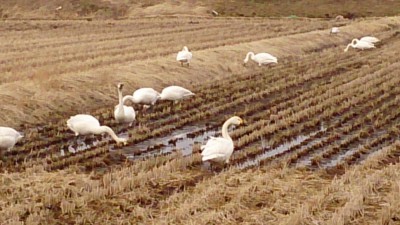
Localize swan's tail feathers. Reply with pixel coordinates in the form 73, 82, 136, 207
202, 154, 225, 162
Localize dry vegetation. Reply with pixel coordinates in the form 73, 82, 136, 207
1, 0, 400, 19
0, 14, 400, 224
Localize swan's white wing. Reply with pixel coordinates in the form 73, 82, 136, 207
0, 136, 18, 150
161, 86, 194, 100
255, 53, 277, 64
200, 136, 218, 151
67, 114, 100, 134
176, 51, 188, 61
201, 137, 234, 162
360, 36, 380, 43
0, 127, 22, 150
357, 41, 375, 49
115, 105, 136, 123
124, 106, 136, 122
133, 88, 160, 105
186, 52, 193, 60
0, 127, 20, 137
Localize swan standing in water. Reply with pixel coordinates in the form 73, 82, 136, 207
160, 86, 195, 107
344, 39, 375, 52
360, 36, 380, 44
330, 27, 340, 34
122, 88, 161, 112
0, 127, 23, 152
114, 83, 136, 126
201, 116, 244, 164
176, 46, 193, 67
243, 52, 278, 66
67, 114, 127, 144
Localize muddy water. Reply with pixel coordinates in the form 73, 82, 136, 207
121, 125, 220, 160
236, 127, 325, 169
322, 129, 389, 168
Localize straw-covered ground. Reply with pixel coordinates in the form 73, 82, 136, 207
1, 0, 400, 19
0, 15, 400, 224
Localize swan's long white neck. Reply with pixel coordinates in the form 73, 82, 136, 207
345, 40, 358, 52
344, 44, 352, 52
96, 126, 123, 143
116, 87, 124, 116
244, 52, 255, 63
122, 95, 138, 104
221, 119, 234, 141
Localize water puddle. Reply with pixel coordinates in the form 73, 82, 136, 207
123, 125, 219, 160
293, 135, 331, 167
62, 132, 130, 156
237, 126, 326, 169
323, 129, 389, 168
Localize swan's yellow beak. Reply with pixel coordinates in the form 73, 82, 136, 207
239, 118, 245, 125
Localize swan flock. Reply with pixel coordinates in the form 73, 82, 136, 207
2, 31, 382, 167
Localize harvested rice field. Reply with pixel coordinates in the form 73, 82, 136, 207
1, 15, 400, 224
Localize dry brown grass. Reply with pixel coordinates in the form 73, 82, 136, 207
2, 0, 400, 19
1, 16, 398, 128
1, 142, 398, 224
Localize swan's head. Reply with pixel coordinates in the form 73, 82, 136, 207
116, 137, 128, 145
229, 116, 244, 126
117, 83, 124, 90
183, 46, 189, 52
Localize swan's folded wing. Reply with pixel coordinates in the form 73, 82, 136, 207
67, 114, 100, 128
176, 51, 187, 61
201, 137, 233, 157
200, 136, 218, 151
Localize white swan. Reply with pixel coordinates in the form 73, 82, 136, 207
114, 83, 136, 126
360, 36, 380, 44
67, 114, 127, 144
330, 27, 340, 34
344, 39, 375, 52
0, 127, 23, 151
201, 116, 243, 164
176, 46, 193, 67
243, 52, 278, 66
160, 86, 195, 103
122, 88, 161, 111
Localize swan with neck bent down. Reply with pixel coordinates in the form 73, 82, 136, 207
159, 86, 195, 104
243, 52, 278, 66
176, 46, 193, 67
122, 87, 161, 111
67, 114, 127, 144
0, 127, 23, 151
114, 83, 136, 126
344, 39, 375, 52
201, 116, 244, 164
